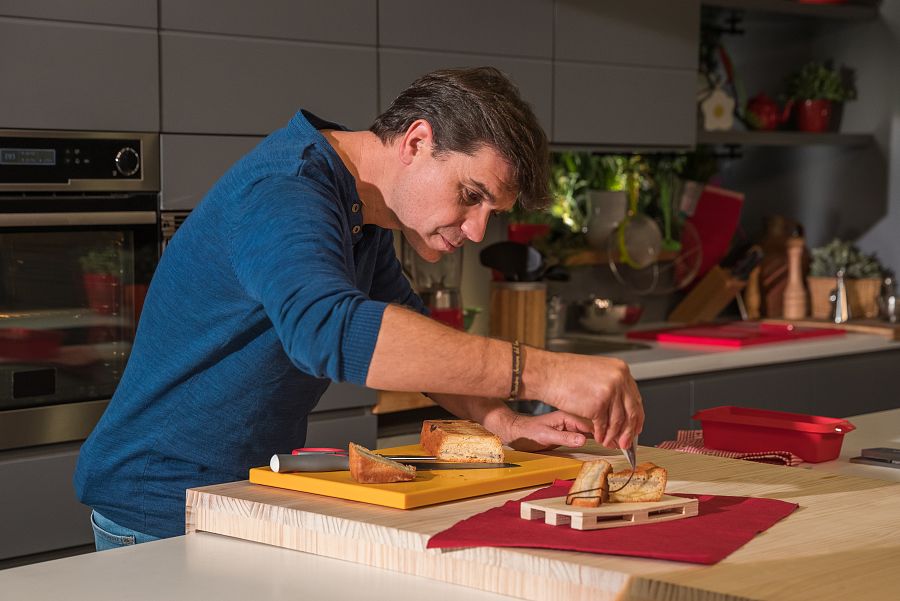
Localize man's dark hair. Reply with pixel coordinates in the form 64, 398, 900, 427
370, 67, 550, 211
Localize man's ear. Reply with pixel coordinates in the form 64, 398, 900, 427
398, 119, 433, 165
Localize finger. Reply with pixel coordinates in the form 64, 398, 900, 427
537, 425, 586, 448
604, 399, 626, 448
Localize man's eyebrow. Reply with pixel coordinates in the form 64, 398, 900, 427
466, 179, 498, 205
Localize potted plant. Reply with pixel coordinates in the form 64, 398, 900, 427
807, 239, 883, 319
79, 247, 123, 314
785, 61, 856, 132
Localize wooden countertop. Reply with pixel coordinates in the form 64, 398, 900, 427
186, 444, 900, 601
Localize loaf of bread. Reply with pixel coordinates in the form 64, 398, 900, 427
348, 442, 416, 484
607, 462, 667, 503
420, 420, 504, 463
565, 459, 613, 507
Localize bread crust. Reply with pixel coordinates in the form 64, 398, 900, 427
607, 461, 667, 503
420, 420, 504, 463
348, 442, 416, 484
566, 459, 613, 507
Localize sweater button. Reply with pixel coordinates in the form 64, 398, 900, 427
351, 203, 360, 213
352, 225, 361, 234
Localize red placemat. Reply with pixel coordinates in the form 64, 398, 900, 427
427, 480, 798, 564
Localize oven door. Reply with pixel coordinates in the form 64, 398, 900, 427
0, 194, 158, 449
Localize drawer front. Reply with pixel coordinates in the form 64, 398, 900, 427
0, 445, 92, 560
159, 0, 375, 45
555, 0, 699, 69
161, 134, 263, 211
0, 18, 159, 132
379, 49, 553, 138
161, 33, 377, 135
379, 0, 552, 58
553, 62, 695, 147
0, 0, 157, 27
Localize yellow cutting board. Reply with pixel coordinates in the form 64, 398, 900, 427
249, 444, 583, 509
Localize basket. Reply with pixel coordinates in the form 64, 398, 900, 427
693, 406, 855, 463
806, 276, 881, 319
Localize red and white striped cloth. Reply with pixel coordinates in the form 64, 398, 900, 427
656, 430, 803, 466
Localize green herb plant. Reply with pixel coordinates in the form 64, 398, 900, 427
786, 61, 857, 103
79, 247, 123, 276
809, 239, 883, 279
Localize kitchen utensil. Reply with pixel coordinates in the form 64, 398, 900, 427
578, 297, 643, 334
479, 241, 543, 281
608, 436, 638, 493
270, 454, 519, 473
610, 174, 662, 270
585, 190, 627, 250
520, 494, 697, 531
830, 268, 851, 323
250, 445, 584, 509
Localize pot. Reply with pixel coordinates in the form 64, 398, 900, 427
746, 93, 791, 131
579, 297, 643, 334
794, 99, 833, 133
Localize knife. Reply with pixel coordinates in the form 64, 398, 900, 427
269, 454, 520, 473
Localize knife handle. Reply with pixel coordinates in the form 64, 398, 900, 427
270, 453, 349, 473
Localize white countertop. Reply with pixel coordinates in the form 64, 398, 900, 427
601, 331, 897, 381
3, 410, 898, 600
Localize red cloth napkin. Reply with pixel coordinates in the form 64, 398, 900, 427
657, 430, 803, 466
427, 480, 797, 565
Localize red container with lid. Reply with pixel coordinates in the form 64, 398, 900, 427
693, 406, 855, 463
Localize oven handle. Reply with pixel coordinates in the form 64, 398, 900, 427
0, 211, 157, 227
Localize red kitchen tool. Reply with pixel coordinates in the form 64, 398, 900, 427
627, 321, 845, 347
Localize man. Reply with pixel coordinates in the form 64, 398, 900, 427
75, 67, 643, 549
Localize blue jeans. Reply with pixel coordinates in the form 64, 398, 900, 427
90, 510, 160, 551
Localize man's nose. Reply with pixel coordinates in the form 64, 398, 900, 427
461, 206, 491, 243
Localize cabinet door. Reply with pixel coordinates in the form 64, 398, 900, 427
159, 0, 375, 45
379, 49, 553, 139
161, 134, 263, 211
379, 0, 552, 58
636, 378, 692, 446
0, 18, 159, 132
555, 0, 699, 69
314, 382, 377, 413
161, 33, 377, 135
553, 62, 695, 147
0, 0, 157, 27
0, 445, 92, 560
305, 412, 377, 449
692, 363, 817, 419
811, 351, 900, 417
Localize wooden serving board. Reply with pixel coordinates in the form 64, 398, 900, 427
249, 444, 583, 509
762, 317, 900, 341
520, 494, 698, 530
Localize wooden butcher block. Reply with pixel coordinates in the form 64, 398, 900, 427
249, 444, 584, 509
187, 445, 900, 601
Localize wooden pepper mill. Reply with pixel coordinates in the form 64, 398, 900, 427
782, 235, 808, 320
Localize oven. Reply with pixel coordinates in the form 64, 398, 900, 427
0, 129, 160, 451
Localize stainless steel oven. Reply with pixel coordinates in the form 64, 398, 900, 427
0, 129, 160, 451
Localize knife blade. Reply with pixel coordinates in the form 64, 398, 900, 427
269, 454, 519, 473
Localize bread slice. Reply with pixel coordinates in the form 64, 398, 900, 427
566, 459, 613, 507
607, 462, 667, 503
348, 442, 416, 484
420, 420, 504, 463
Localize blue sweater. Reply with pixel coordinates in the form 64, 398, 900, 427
74, 110, 424, 538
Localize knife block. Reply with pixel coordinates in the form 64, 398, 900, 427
489, 281, 546, 348
668, 266, 746, 324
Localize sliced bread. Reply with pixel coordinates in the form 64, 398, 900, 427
420, 420, 504, 463
565, 459, 613, 507
607, 462, 667, 503
348, 442, 416, 484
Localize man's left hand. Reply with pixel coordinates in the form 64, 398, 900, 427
502, 410, 593, 452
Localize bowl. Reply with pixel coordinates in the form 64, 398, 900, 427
579, 298, 643, 333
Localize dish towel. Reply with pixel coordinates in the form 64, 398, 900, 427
427, 479, 798, 565
657, 430, 803, 466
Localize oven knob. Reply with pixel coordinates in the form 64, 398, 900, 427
114, 147, 140, 176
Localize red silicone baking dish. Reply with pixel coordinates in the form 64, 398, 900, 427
693, 406, 856, 463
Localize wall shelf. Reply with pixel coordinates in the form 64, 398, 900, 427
697, 130, 874, 147
703, 0, 879, 20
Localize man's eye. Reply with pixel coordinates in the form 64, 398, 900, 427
462, 189, 481, 206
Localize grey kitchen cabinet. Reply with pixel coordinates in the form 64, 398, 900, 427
692, 362, 818, 416
305, 411, 377, 449
636, 378, 693, 446
810, 351, 900, 418
379, 49, 553, 138
0, 444, 92, 560
0, 0, 157, 28
0, 18, 159, 132
160, 134, 263, 210
379, 0, 553, 59
555, 0, 699, 69
553, 62, 696, 147
159, 0, 375, 45
314, 382, 377, 414
160, 32, 377, 135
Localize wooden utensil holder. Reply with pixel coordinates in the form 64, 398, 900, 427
668, 266, 746, 324
489, 281, 547, 348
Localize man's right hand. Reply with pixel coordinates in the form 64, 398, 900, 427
520, 349, 644, 450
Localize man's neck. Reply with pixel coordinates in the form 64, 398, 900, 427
321, 129, 398, 229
